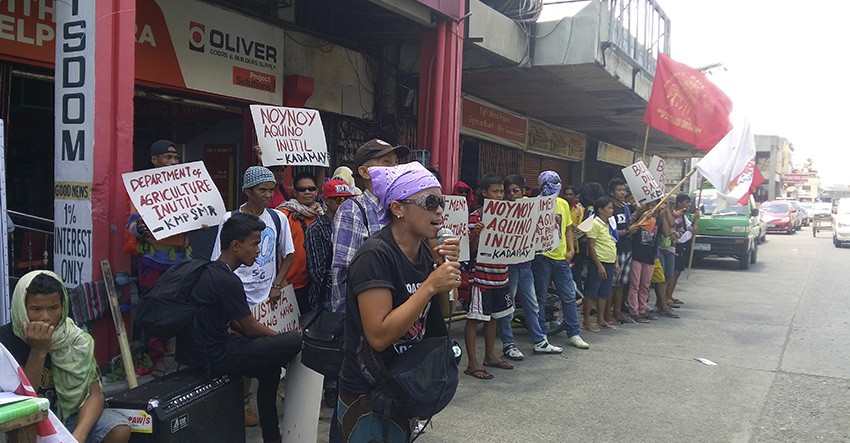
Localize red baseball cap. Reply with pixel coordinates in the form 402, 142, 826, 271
323, 180, 356, 198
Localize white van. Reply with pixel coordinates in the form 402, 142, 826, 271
834, 198, 850, 247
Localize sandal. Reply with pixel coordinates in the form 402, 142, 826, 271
660, 310, 680, 319
582, 322, 601, 333
604, 318, 621, 326
464, 368, 494, 379
599, 322, 617, 330
634, 315, 650, 324
672, 298, 684, 304
483, 359, 514, 370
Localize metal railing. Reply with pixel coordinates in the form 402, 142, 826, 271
7, 210, 54, 279
607, 0, 670, 74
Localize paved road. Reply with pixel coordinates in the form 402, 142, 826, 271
251, 227, 850, 442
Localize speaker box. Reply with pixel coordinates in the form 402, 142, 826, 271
108, 368, 244, 442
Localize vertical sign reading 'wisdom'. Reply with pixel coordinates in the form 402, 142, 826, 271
54, 0, 95, 287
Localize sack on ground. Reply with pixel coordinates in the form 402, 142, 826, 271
300, 307, 345, 376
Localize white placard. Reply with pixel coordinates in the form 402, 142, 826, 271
122, 161, 226, 240
280, 353, 323, 442
475, 195, 558, 264
649, 156, 666, 194
54, 1, 95, 287
250, 284, 300, 333
441, 196, 470, 262
0, 120, 8, 324
250, 105, 329, 167
622, 161, 663, 205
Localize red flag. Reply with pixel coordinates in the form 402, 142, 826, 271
738, 166, 765, 205
644, 53, 733, 150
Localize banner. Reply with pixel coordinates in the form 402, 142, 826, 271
644, 53, 733, 150
54, 1, 95, 288
251, 285, 301, 333
475, 195, 558, 264
122, 161, 226, 240
250, 105, 329, 167
622, 161, 663, 204
441, 196, 470, 262
648, 155, 666, 194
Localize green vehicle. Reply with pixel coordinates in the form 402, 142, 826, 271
688, 188, 760, 270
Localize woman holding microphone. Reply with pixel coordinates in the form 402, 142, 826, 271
336, 162, 461, 442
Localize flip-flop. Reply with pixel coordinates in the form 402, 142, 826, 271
582, 322, 601, 332
672, 298, 684, 304
660, 311, 680, 319
464, 368, 494, 379
599, 322, 618, 329
483, 360, 514, 370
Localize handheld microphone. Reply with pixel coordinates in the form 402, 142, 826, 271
436, 227, 458, 302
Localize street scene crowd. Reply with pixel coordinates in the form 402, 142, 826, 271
3, 137, 702, 443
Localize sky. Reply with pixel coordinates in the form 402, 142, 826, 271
540, 1, 850, 187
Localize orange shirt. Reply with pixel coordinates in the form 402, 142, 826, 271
282, 209, 314, 289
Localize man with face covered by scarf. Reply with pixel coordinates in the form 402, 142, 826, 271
531, 171, 590, 350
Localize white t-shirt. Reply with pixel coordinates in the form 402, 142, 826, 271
211, 208, 295, 306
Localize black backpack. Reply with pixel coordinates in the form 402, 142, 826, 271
136, 259, 211, 338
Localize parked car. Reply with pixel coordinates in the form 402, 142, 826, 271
834, 198, 850, 248
787, 200, 805, 229
760, 200, 796, 234
799, 202, 814, 225
689, 189, 760, 269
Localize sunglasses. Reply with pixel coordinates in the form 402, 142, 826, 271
400, 194, 445, 212
458, 189, 470, 195
295, 186, 317, 192
508, 187, 522, 194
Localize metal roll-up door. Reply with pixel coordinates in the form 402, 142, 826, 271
478, 142, 522, 180
522, 154, 544, 190
542, 157, 571, 185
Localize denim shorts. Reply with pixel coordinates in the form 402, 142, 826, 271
584, 262, 616, 299
65, 408, 129, 443
658, 252, 676, 278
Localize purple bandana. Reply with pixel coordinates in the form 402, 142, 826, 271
369, 162, 441, 224
538, 170, 562, 197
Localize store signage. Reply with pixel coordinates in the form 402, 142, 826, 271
54, 0, 95, 288
527, 120, 586, 161
121, 162, 226, 241
1, 0, 285, 105
461, 97, 527, 148
441, 196, 470, 262
622, 161, 663, 204
597, 142, 635, 166
250, 105, 329, 167
136, 0, 285, 104
476, 195, 558, 264
783, 173, 809, 185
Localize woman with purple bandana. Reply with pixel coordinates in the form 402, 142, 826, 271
336, 162, 462, 441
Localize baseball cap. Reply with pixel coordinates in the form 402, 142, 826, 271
353, 139, 409, 169
242, 166, 275, 190
150, 139, 177, 156
323, 179, 356, 198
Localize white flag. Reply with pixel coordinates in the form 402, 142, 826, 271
694, 117, 761, 213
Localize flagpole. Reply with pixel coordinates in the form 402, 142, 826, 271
642, 125, 650, 159
687, 175, 704, 280
635, 168, 697, 225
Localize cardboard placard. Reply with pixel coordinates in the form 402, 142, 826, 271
622, 161, 663, 204
475, 195, 558, 264
250, 105, 329, 167
649, 156, 666, 194
251, 284, 300, 333
441, 196, 471, 262
122, 161, 225, 240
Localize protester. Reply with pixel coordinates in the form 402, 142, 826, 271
268, 165, 290, 208
563, 185, 584, 259
532, 171, 589, 350
307, 180, 356, 314
627, 200, 672, 323
210, 166, 296, 427
330, 139, 409, 314
583, 196, 620, 331
332, 166, 362, 195
454, 180, 477, 211
176, 213, 302, 443
609, 178, 636, 324
501, 175, 563, 355
575, 182, 606, 294
0, 271, 131, 443
654, 197, 681, 318
337, 162, 461, 441
463, 173, 515, 379
278, 171, 323, 314
667, 193, 697, 307
125, 139, 191, 376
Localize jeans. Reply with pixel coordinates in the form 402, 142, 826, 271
500, 265, 546, 344
532, 256, 580, 338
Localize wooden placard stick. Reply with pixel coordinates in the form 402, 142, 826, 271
100, 260, 138, 389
